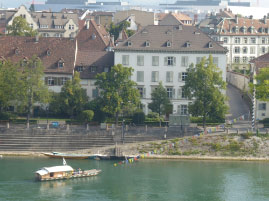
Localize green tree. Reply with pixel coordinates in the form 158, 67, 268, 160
148, 82, 172, 116
80, 110, 94, 123
0, 60, 22, 114
107, 21, 134, 40
250, 67, 269, 101
59, 72, 88, 119
7, 16, 37, 36
183, 55, 228, 128
19, 56, 50, 124
95, 64, 140, 125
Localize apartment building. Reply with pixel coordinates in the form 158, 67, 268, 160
114, 25, 227, 114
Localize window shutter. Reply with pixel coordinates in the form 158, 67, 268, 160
178, 88, 182, 99
166, 72, 169, 82
178, 72, 182, 82
172, 88, 175, 98
173, 57, 176, 65
156, 72, 159, 82
151, 72, 154, 82
177, 105, 181, 114
45, 77, 48, 85
164, 57, 168, 66
143, 88, 146, 98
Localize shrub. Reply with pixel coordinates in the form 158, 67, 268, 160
132, 111, 145, 124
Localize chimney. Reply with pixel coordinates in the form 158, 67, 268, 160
249, 15, 253, 19
35, 35, 39, 42
86, 20, 90, 29
264, 15, 267, 24
235, 15, 238, 24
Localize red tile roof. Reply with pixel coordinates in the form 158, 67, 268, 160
0, 36, 76, 75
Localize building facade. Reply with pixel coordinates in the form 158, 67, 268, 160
114, 25, 227, 114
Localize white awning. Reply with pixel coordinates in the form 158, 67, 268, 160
36, 165, 73, 175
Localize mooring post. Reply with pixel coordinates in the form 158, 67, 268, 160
6, 122, 9, 129
86, 123, 89, 131
27, 122, 30, 129
145, 125, 148, 133
66, 124, 69, 131
46, 123, 49, 130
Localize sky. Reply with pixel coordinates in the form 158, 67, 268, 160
0, 0, 269, 9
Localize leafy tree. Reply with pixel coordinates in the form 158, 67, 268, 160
84, 98, 108, 123
250, 67, 269, 101
59, 72, 88, 119
95, 64, 140, 125
7, 16, 37, 36
0, 60, 22, 114
19, 56, 50, 124
132, 111, 145, 125
148, 82, 172, 117
80, 110, 94, 123
183, 55, 228, 128
107, 21, 134, 40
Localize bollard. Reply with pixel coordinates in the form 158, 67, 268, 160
6, 122, 9, 129
164, 133, 167, 139
86, 123, 89, 131
106, 124, 109, 131
145, 125, 148, 133
165, 126, 168, 133
46, 123, 49, 130
27, 122, 30, 129
66, 124, 69, 131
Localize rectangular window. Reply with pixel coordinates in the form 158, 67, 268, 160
90, 66, 97, 72
259, 103, 266, 110
137, 55, 144, 66
182, 72, 188, 81
234, 47, 240, 53
261, 47, 266, 54
250, 47, 256, 54
48, 77, 54, 86
137, 87, 144, 98
251, 37, 256, 44
181, 56, 189, 67
196, 57, 203, 64
234, 57, 240, 63
167, 87, 173, 99
262, 37, 266, 44
250, 56, 255, 61
122, 55, 129, 65
152, 56, 159, 66
243, 37, 248, 44
166, 71, 173, 82
178, 87, 186, 99
242, 57, 248, 63
213, 57, 218, 66
242, 47, 248, 54
234, 37, 240, 44
165, 56, 176, 66
151, 71, 159, 82
223, 37, 228, 43
180, 105, 188, 115
137, 71, 144, 82
61, 77, 68, 85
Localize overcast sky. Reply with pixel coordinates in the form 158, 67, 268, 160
0, 0, 268, 9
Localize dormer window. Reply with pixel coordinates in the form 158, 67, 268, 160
145, 41, 150, 47
46, 49, 51, 56
185, 41, 191, 48
127, 41, 132, 47
250, 26, 255, 34
15, 48, 20, 55
167, 41, 172, 47
77, 66, 83, 72
90, 66, 97, 73
91, 33, 96, 40
58, 59, 64, 68
208, 42, 213, 48
142, 29, 148, 34
242, 26, 247, 34
69, 24, 74, 30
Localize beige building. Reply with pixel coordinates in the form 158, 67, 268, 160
2, 5, 79, 38
114, 9, 154, 27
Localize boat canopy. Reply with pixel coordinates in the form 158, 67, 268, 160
36, 165, 73, 175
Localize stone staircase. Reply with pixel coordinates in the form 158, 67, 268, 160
0, 132, 115, 152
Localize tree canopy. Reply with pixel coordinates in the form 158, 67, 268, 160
250, 67, 269, 101
95, 64, 140, 124
7, 16, 37, 36
148, 82, 172, 116
107, 21, 135, 40
59, 71, 88, 119
183, 55, 228, 128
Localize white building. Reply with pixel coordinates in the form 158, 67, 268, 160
200, 12, 269, 70
114, 25, 227, 114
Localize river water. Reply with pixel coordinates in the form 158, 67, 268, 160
1, 157, 269, 201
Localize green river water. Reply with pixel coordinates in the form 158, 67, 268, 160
0, 157, 269, 201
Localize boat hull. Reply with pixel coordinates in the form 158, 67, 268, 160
43, 152, 89, 159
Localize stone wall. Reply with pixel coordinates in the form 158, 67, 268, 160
226, 71, 249, 92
